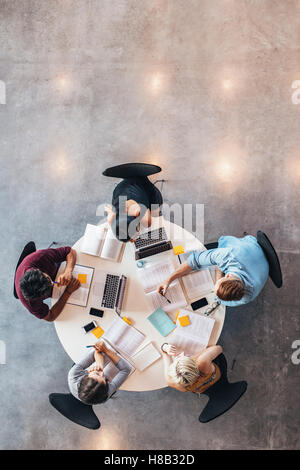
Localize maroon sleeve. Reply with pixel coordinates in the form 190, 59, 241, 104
20, 297, 50, 320
43, 246, 72, 263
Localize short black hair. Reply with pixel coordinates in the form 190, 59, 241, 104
20, 269, 52, 300
78, 375, 109, 404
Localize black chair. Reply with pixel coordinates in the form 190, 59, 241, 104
102, 162, 162, 178
49, 393, 101, 430
199, 353, 247, 423
204, 242, 218, 250
257, 230, 282, 288
13, 241, 36, 299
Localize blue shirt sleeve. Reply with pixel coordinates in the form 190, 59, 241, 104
187, 249, 218, 270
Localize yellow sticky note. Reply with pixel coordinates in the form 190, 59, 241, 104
179, 315, 190, 327
77, 273, 87, 284
173, 245, 184, 256
92, 326, 104, 339
122, 317, 132, 325
176, 310, 181, 320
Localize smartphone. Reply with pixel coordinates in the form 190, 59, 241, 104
191, 297, 208, 311
89, 307, 104, 318
82, 321, 97, 333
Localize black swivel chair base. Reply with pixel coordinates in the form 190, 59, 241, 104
49, 393, 101, 430
102, 162, 162, 178
199, 354, 247, 423
257, 230, 283, 288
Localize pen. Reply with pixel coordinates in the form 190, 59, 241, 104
160, 292, 171, 304
86, 345, 95, 348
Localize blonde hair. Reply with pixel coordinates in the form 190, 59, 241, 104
168, 356, 199, 387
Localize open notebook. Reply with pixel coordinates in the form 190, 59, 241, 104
102, 316, 146, 358
169, 309, 215, 356
137, 259, 187, 313
80, 223, 123, 262
53, 264, 94, 307
131, 342, 161, 372
179, 251, 214, 300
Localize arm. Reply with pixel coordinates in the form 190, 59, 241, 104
161, 344, 187, 392
192, 345, 223, 375
95, 342, 132, 397
157, 261, 193, 295
43, 277, 80, 322
56, 248, 77, 286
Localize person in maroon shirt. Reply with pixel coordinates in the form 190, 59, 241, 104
15, 246, 80, 322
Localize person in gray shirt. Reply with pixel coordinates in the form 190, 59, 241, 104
68, 340, 132, 405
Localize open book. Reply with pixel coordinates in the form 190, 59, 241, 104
168, 309, 215, 356
179, 251, 214, 299
102, 316, 146, 358
80, 223, 123, 262
137, 259, 187, 313
53, 264, 94, 307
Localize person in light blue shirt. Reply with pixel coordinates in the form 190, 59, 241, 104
157, 235, 269, 307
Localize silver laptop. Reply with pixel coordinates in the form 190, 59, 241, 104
91, 270, 127, 315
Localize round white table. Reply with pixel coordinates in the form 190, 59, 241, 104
53, 217, 225, 392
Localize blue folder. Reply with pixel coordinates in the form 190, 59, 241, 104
147, 308, 176, 337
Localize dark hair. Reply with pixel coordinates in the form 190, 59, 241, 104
112, 213, 137, 242
20, 269, 52, 300
78, 375, 109, 405
216, 279, 245, 301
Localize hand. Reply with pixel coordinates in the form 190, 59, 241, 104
162, 344, 177, 356
57, 269, 73, 286
157, 278, 171, 296
66, 277, 80, 294
94, 341, 107, 353
89, 364, 103, 373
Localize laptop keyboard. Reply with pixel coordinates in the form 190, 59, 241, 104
101, 274, 120, 309
134, 227, 167, 250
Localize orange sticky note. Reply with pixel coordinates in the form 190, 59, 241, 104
77, 273, 87, 284
179, 315, 190, 327
173, 245, 184, 256
122, 317, 132, 325
92, 326, 104, 339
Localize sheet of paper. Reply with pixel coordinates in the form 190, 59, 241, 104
145, 281, 187, 313
138, 258, 176, 293
182, 268, 214, 300
103, 317, 145, 357
169, 310, 215, 356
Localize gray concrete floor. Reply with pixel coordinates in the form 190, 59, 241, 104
0, 0, 300, 449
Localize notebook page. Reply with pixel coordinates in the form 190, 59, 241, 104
80, 224, 106, 256
182, 268, 214, 300
103, 317, 145, 357
53, 265, 94, 307
137, 259, 176, 293
131, 342, 161, 371
145, 280, 187, 313
100, 228, 123, 261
